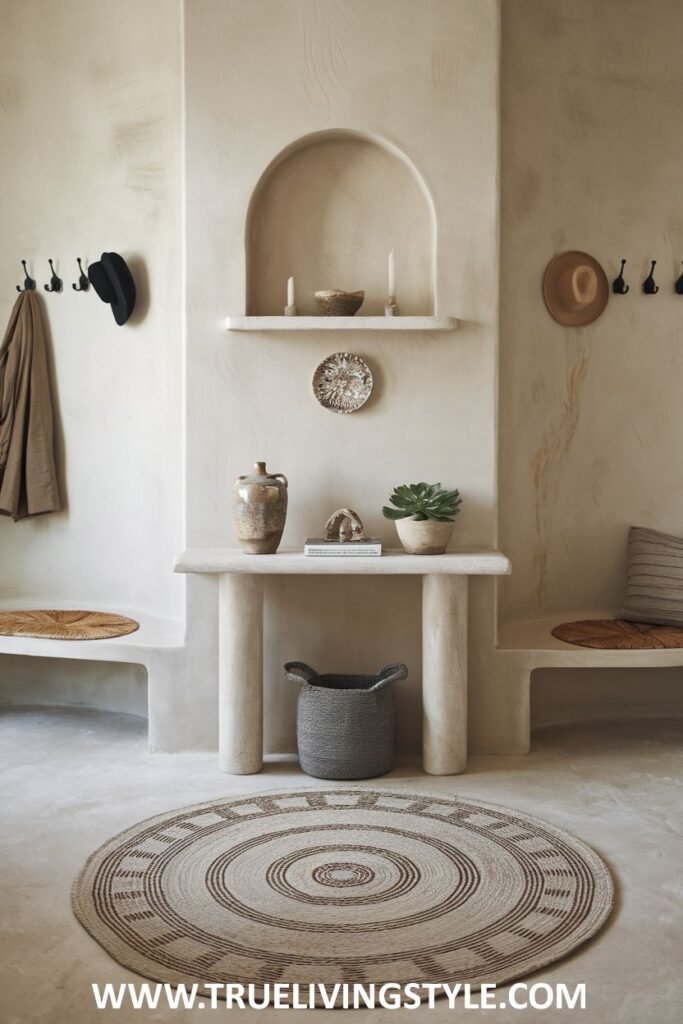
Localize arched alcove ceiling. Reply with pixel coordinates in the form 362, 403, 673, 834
246, 129, 437, 316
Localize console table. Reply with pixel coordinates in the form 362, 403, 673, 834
174, 549, 510, 775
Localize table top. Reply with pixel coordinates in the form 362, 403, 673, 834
174, 548, 510, 576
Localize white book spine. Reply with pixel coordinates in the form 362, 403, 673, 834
304, 547, 382, 557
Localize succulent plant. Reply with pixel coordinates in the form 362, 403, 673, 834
382, 482, 462, 522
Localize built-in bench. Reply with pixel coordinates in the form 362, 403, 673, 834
6, 596, 673, 763
0, 601, 185, 749
494, 608, 683, 751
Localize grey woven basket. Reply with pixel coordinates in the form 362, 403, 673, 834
284, 661, 408, 780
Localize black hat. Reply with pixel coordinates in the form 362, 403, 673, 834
88, 252, 136, 326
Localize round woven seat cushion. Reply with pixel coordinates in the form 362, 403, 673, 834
0, 609, 139, 641
551, 618, 683, 650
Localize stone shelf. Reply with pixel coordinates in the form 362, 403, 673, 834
175, 548, 509, 575
175, 547, 510, 778
225, 316, 458, 332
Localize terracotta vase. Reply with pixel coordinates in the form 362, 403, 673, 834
233, 462, 288, 554
395, 517, 454, 555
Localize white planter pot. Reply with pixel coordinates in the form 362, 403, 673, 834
395, 517, 454, 555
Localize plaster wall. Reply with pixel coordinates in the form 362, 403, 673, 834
0, 0, 184, 629
499, 0, 683, 624
184, 0, 500, 752
0, 656, 147, 717
6, 0, 681, 750
531, 667, 683, 729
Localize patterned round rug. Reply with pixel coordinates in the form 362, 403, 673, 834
72, 789, 613, 999
0, 609, 139, 641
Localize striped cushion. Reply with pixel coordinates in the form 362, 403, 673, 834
620, 526, 683, 626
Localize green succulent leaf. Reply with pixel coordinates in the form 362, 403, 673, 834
381, 506, 413, 520
382, 482, 462, 521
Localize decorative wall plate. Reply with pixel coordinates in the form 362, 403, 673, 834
312, 352, 373, 414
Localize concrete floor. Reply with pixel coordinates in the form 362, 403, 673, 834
1, 706, 681, 1024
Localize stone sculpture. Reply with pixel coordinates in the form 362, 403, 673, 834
324, 508, 366, 543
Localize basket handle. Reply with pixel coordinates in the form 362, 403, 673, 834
284, 661, 318, 685
369, 662, 408, 691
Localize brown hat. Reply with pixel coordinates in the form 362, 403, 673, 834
543, 251, 609, 326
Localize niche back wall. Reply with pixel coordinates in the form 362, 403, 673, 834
184, 0, 499, 753
247, 132, 434, 316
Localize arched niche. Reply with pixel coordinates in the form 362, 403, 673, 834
246, 130, 437, 316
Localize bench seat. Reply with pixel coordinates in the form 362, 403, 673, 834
0, 600, 186, 751
485, 609, 683, 755
497, 608, 683, 667
0, 603, 184, 664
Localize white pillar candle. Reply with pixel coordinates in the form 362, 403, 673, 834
287, 276, 295, 307
388, 250, 395, 297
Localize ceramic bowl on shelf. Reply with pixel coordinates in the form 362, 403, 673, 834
314, 289, 365, 316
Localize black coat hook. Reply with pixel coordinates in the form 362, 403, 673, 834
72, 257, 90, 292
643, 260, 659, 295
16, 259, 36, 292
44, 259, 62, 293
612, 259, 630, 295
675, 262, 683, 295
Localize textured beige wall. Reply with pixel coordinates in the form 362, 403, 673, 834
0, 0, 183, 621
0, 656, 147, 717
7, 0, 681, 748
5, 0, 678, 746
184, 0, 500, 752
500, 0, 683, 624
531, 667, 683, 728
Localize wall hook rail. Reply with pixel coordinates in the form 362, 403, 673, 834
72, 257, 89, 292
44, 259, 62, 293
675, 262, 683, 295
643, 260, 659, 295
612, 259, 629, 295
16, 259, 36, 292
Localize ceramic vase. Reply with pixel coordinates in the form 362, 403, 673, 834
233, 462, 288, 554
395, 517, 454, 555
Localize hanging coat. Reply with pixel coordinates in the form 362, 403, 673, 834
0, 291, 61, 520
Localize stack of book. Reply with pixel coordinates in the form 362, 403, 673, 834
304, 538, 383, 557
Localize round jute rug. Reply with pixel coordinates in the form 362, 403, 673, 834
72, 789, 613, 1000
0, 609, 139, 641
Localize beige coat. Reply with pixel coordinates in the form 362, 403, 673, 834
0, 291, 61, 520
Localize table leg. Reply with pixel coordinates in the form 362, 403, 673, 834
422, 574, 468, 775
218, 573, 263, 773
